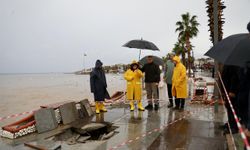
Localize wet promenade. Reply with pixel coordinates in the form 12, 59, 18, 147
0, 102, 227, 150
95, 102, 227, 150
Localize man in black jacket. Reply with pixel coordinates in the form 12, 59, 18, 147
221, 65, 241, 133
238, 62, 250, 132
141, 56, 161, 110
90, 60, 110, 114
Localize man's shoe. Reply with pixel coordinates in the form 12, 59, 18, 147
154, 104, 159, 110
167, 104, 173, 108
145, 104, 153, 110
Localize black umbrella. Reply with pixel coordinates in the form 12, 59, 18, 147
205, 33, 250, 67
139, 55, 164, 67
123, 39, 159, 60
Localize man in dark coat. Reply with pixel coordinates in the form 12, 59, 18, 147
221, 65, 241, 133
90, 60, 110, 114
238, 62, 250, 130
141, 56, 161, 110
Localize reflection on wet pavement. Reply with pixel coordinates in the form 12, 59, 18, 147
100, 102, 226, 150
0, 102, 227, 150
148, 119, 225, 150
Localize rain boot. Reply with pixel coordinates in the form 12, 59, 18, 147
130, 100, 135, 111
95, 102, 100, 114
137, 100, 145, 111
99, 102, 107, 112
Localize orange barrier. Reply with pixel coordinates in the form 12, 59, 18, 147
2, 113, 35, 133
218, 72, 250, 150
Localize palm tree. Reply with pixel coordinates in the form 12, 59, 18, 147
206, 0, 226, 43
175, 12, 199, 76
172, 39, 186, 66
162, 56, 167, 64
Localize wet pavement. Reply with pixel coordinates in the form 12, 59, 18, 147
0, 101, 227, 150
102, 102, 227, 150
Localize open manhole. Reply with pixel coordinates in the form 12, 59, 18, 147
53, 122, 119, 145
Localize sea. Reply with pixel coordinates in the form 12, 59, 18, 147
0, 73, 125, 125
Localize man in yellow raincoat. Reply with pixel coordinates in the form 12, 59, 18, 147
124, 61, 144, 111
172, 56, 187, 110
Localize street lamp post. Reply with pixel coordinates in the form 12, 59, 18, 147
83, 53, 87, 73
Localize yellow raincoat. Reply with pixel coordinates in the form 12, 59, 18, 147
172, 56, 188, 98
124, 61, 143, 100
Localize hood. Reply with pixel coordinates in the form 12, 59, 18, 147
130, 60, 139, 70
131, 60, 139, 65
172, 56, 181, 64
95, 60, 103, 68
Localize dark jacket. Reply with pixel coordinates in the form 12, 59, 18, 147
221, 65, 241, 95
141, 62, 160, 83
237, 65, 250, 127
90, 60, 110, 101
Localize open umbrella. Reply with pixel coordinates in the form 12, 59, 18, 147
123, 39, 159, 60
205, 33, 250, 67
139, 55, 164, 67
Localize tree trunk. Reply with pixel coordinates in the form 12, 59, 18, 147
181, 52, 186, 67
185, 36, 191, 77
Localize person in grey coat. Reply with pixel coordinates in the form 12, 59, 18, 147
90, 60, 110, 114
164, 53, 175, 108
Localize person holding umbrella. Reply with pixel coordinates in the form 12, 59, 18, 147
239, 61, 250, 137
90, 60, 110, 114
221, 65, 241, 134
124, 60, 144, 111
172, 56, 187, 110
141, 56, 161, 110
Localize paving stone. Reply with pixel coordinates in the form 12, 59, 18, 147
59, 102, 78, 124
80, 99, 94, 117
34, 108, 58, 133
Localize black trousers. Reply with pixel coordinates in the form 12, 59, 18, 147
167, 84, 173, 105
175, 98, 185, 108
225, 97, 238, 130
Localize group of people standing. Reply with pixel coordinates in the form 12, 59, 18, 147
90, 54, 188, 114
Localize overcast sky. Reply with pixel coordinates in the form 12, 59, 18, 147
0, 0, 249, 73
